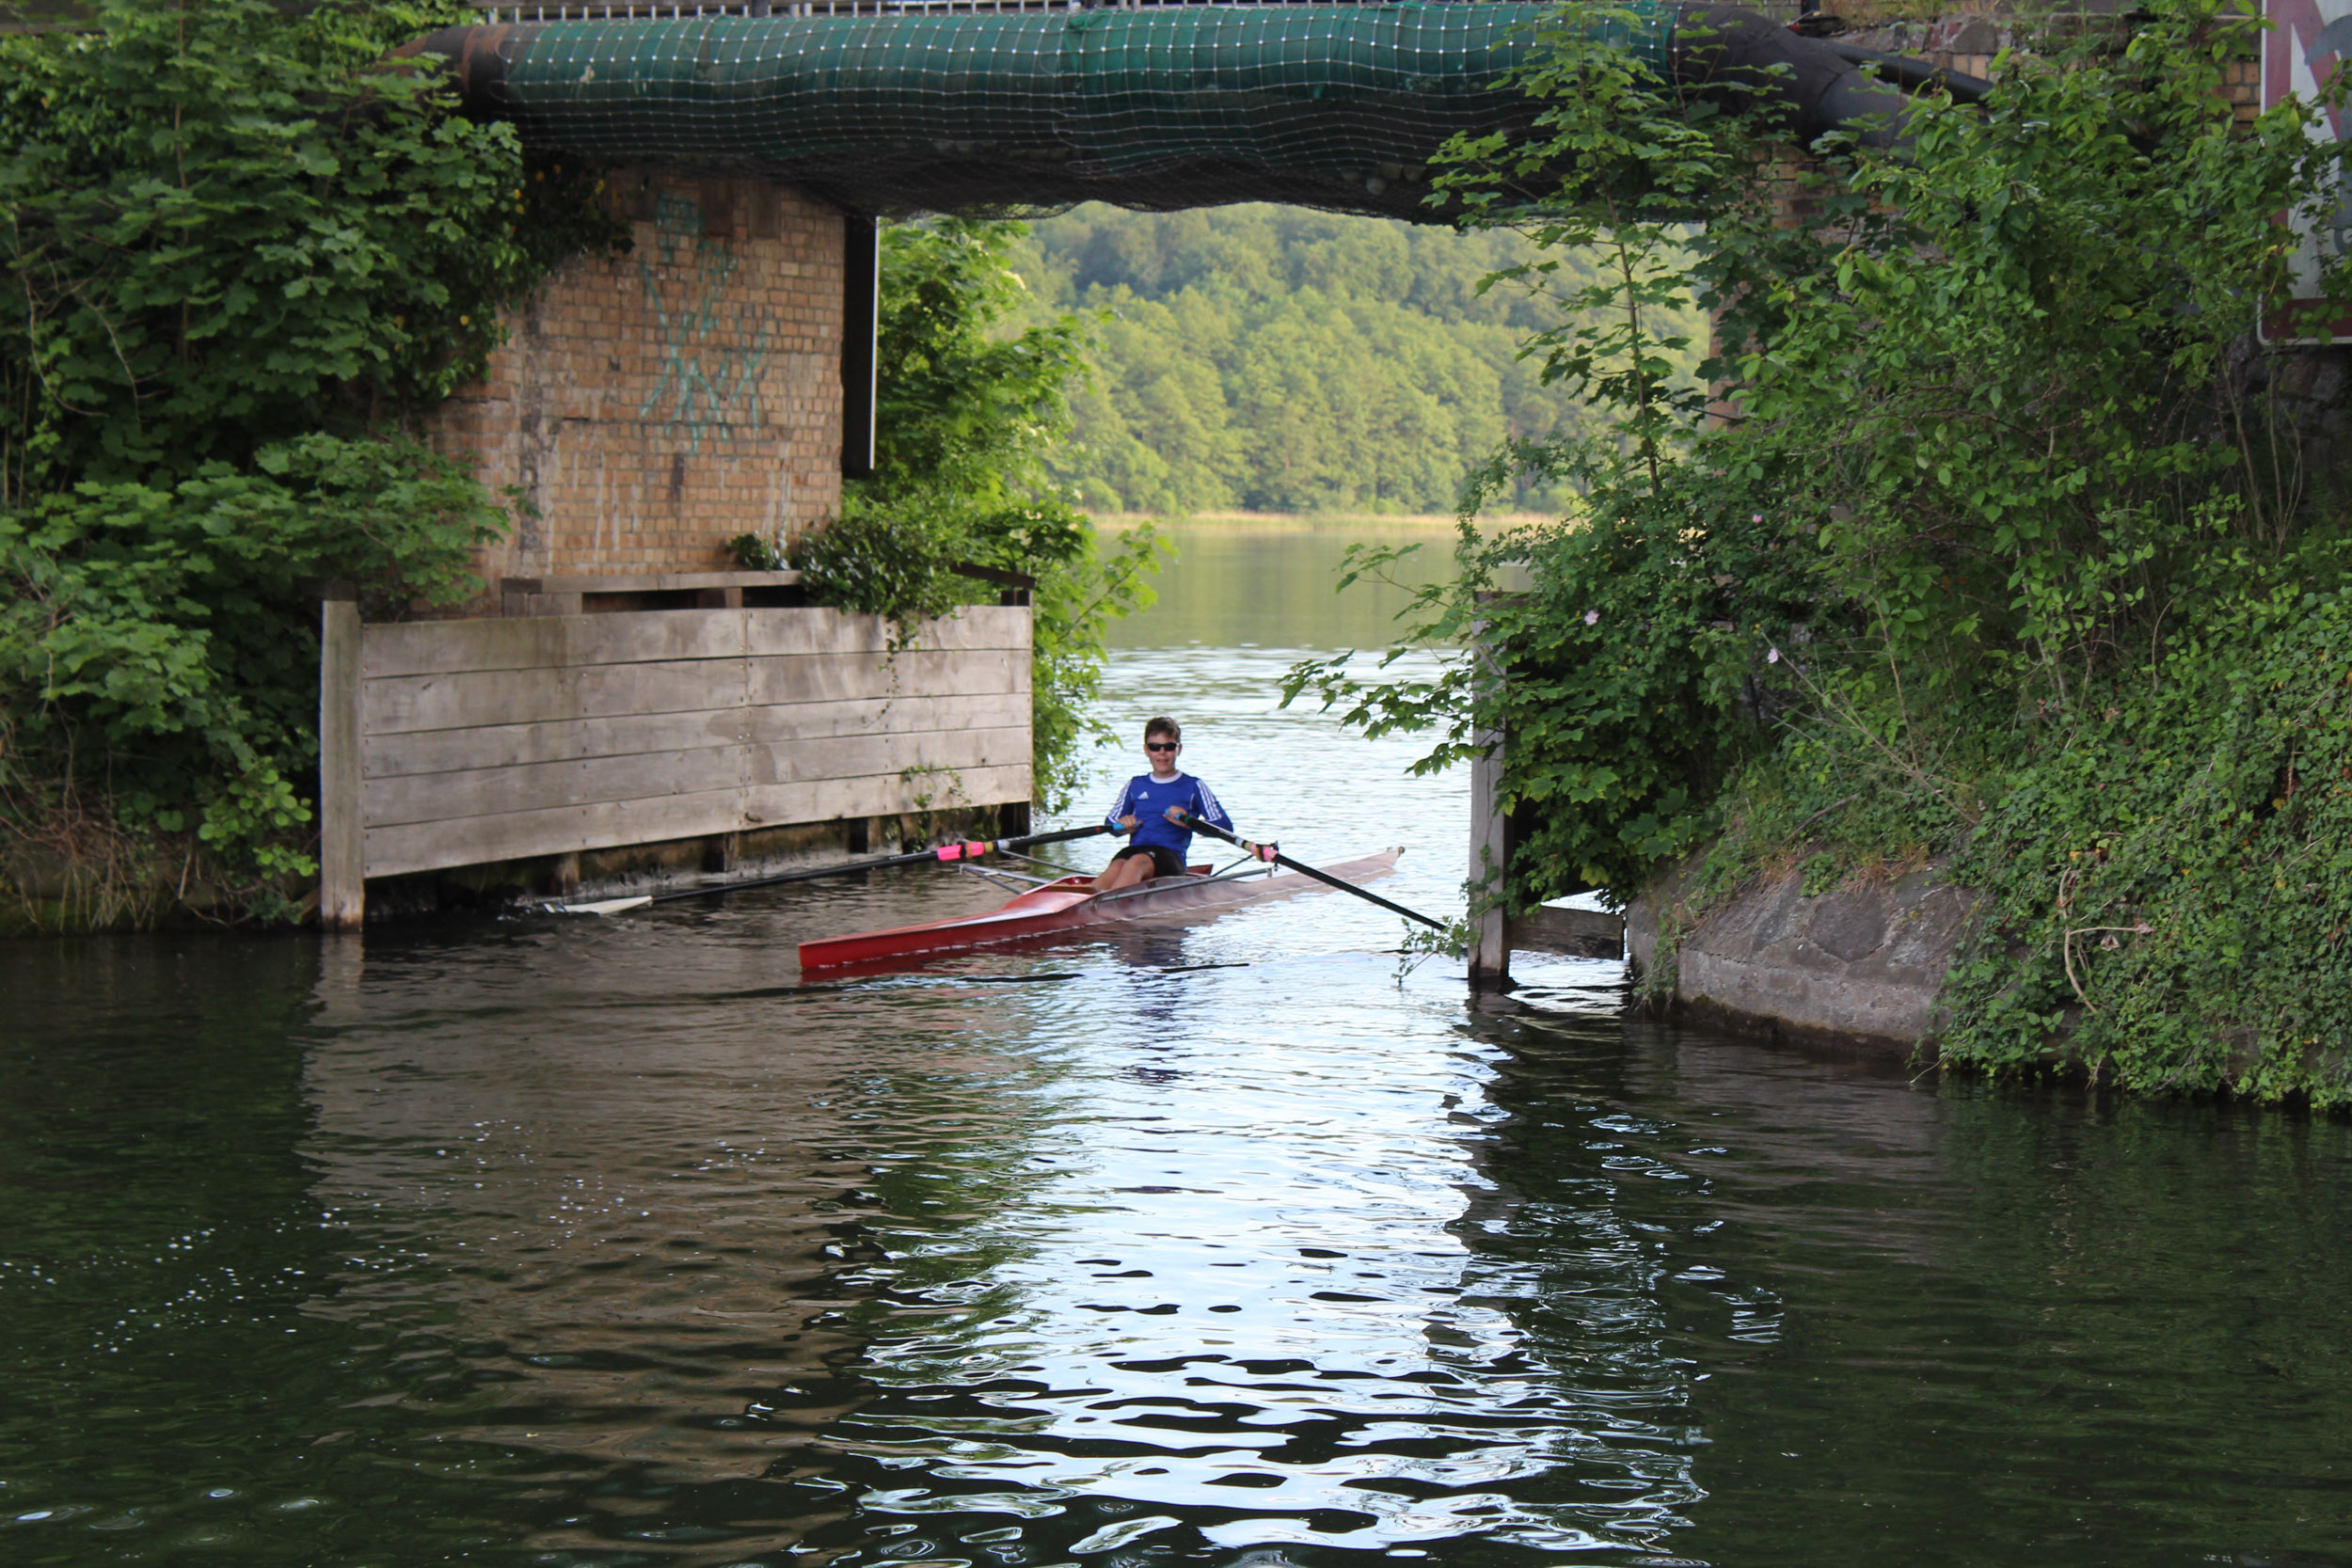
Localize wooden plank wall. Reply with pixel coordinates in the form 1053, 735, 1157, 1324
355, 606, 1030, 880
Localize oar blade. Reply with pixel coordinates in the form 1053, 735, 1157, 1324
548, 895, 654, 916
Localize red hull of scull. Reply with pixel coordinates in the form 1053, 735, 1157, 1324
797, 848, 1405, 970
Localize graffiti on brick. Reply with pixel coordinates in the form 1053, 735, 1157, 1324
639, 194, 771, 450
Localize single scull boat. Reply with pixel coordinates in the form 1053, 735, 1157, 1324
797, 847, 1406, 970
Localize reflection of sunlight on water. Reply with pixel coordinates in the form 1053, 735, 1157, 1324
817, 953, 1693, 1560
262, 626, 1677, 1565
771, 642, 1679, 1562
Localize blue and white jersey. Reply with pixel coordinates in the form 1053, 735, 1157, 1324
1104, 773, 1232, 861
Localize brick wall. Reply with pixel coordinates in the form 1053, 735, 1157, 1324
429, 170, 846, 588
1845, 5, 2260, 122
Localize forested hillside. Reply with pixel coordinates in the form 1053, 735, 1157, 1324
1015, 205, 1645, 516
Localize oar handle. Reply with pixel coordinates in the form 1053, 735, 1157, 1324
1002, 822, 1120, 851
1173, 812, 1448, 931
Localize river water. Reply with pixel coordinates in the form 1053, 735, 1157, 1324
6, 523, 2351, 1567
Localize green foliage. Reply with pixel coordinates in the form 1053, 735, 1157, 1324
1290, 456, 1820, 904
1018, 204, 1682, 515
0, 0, 612, 487
1932, 578, 2352, 1103
790, 217, 1161, 811
725, 531, 782, 571
0, 0, 622, 909
1296, 0, 2352, 1101
1726, 6, 2334, 715
1, 436, 501, 881
1286, 0, 1788, 911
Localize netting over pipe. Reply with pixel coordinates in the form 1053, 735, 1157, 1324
405, 2, 1962, 221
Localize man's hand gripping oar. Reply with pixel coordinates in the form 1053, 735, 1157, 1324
1170, 811, 1448, 931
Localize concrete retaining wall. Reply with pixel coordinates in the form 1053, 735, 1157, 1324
1627, 863, 1982, 1053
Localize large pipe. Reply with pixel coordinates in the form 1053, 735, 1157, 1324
396, 2, 1986, 222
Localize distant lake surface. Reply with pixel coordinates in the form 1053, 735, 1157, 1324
1101, 516, 1480, 651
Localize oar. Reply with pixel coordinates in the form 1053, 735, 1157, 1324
548, 822, 1117, 914
1171, 811, 1449, 931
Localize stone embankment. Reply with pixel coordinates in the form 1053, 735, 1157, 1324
1626, 863, 1982, 1053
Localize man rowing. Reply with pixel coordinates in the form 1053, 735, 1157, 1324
1090, 716, 1274, 893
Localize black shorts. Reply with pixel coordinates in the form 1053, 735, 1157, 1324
1109, 843, 1186, 880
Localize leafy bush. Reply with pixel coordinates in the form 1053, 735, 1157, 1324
791, 217, 1161, 812
2, 437, 502, 882
1298, 0, 2352, 1100
0, 0, 620, 912
1937, 578, 2352, 1101
1287, 0, 1793, 907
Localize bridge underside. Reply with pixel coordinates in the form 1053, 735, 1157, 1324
407, 2, 1982, 223
358, 2, 1987, 920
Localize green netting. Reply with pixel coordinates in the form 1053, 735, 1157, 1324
483, 2, 1677, 220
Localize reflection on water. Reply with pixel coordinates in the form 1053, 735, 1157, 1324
1104, 520, 1468, 652
7, 617, 2352, 1566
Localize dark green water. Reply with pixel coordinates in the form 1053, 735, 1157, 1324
5, 531, 2349, 1565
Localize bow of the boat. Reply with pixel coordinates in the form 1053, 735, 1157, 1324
797, 877, 1098, 969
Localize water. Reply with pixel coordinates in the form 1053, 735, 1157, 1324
6, 520, 2352, 1567
1100, 519, 1465, 652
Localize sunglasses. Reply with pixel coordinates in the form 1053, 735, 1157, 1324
1145, 741, 1179, 752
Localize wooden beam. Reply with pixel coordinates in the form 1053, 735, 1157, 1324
360, 726, 1031, 830
1466, 599, 1518, 991
361, 763, 1035, 879
318, 594, 365, 931
1467, 726, 1508, 989
362, 603, 1027, 680
359, 690, 1034, 779
500, 569, 800, 596
361, 648, 1026, 736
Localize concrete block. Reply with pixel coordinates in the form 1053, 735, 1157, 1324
1629, 861, 1984, 1053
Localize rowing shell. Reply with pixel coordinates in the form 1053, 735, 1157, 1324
797, 847, 1406, 970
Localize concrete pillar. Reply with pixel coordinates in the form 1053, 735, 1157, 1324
842, 209, 879, 481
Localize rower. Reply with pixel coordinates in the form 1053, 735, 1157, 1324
1090, 716, 1275, 894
